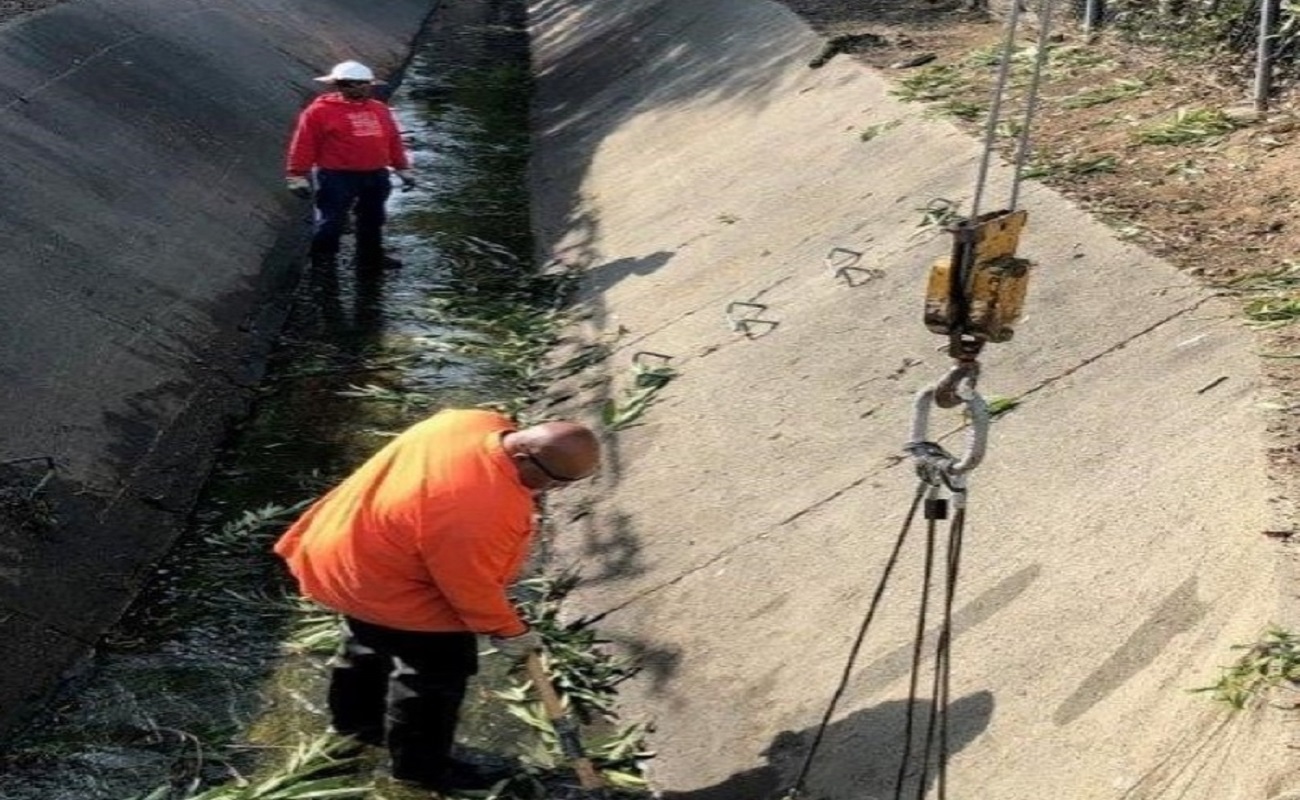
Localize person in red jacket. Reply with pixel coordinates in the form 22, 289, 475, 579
285, 60, 414, 270
275, 409, 600, 792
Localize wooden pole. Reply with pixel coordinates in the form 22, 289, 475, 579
526, 651, 606, 793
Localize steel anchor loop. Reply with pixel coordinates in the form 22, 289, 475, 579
824, 247, 863, 272
725, 301, 779, 338
632, 351, 673, 368
907, 374, 989, 481
824, 246, 883, 287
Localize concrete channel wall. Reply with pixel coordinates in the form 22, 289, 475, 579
0, 0, 433, 738
529, 1, 1298, 798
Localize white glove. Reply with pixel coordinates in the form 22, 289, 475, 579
394, 170, 416, 191
489, 629, 542, 659
285, 176, 311, 198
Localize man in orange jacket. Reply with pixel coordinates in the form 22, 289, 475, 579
275, 408, 599, 793
285, 60, 414, 270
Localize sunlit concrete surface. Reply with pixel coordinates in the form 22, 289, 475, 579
528, 1, 1298, 797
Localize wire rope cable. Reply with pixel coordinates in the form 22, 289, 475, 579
970, 0, 1060, 219
785, 481, 928, 798
970, 0, 1024, 222
790, 4, 1060, 795
917, 500, 967, 800
1009, 0, 1060, 210
785, 478, 971, 800
894, 491, 942, 799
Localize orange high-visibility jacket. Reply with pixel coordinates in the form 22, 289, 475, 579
274, 409, 534, 636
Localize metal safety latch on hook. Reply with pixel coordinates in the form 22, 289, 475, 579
905, 364, 989, 488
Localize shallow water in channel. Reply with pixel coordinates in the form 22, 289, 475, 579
0, 3, 548, 798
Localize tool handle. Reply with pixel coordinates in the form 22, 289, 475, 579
526, 651, 605, 791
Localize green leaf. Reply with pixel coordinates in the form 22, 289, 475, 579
601, 769, 648, 789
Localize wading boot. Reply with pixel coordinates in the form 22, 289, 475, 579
310, 250, 338, 269
356, 250, 403, 271
395, 757, 510, 795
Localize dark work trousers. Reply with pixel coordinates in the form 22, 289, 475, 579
328, 617, 478, 785
311, 169, 392, 260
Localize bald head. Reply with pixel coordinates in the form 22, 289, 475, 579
503, 420, 600, 490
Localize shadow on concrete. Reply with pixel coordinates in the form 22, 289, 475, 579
528, 0, 999, 578
0, 0, 435, 738
619, 636, 685, 696
530, 0, 809, 274
529, 0, 1000, 272
585, 250, 676, 296
1053, 575, 1207, 726
844, 564, 1041, 700
663, 692, 995, 800
576, 509, 649, 586
777, 0, 980, 33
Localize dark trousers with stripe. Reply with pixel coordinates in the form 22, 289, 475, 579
311, 169, 392, 260
328, 617, 478, 785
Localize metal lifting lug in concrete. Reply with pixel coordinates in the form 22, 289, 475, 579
632, 351, 673, 368
907, 375, 989, 479
725, 301, 779, 338
824, 246, 882, 287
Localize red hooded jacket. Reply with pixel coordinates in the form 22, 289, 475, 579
286, 93, 410, 176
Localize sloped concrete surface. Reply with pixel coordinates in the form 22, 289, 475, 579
0, 0, 433, 738
529, 0, 1296, 797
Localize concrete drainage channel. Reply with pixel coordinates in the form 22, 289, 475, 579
0, 2, 645, 799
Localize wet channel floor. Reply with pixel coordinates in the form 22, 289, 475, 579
0, 2, 547, 798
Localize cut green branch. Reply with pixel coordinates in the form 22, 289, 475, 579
1194, 627, 1300, 710
602, 361, 678, 432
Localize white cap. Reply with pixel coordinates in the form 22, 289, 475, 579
315, 60, 379, 83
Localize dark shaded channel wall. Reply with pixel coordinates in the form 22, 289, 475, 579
0, 0, 434, 737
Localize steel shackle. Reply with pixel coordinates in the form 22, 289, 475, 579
907, 373, 989, 478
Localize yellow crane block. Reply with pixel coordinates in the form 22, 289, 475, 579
923, 209, 1031, 343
